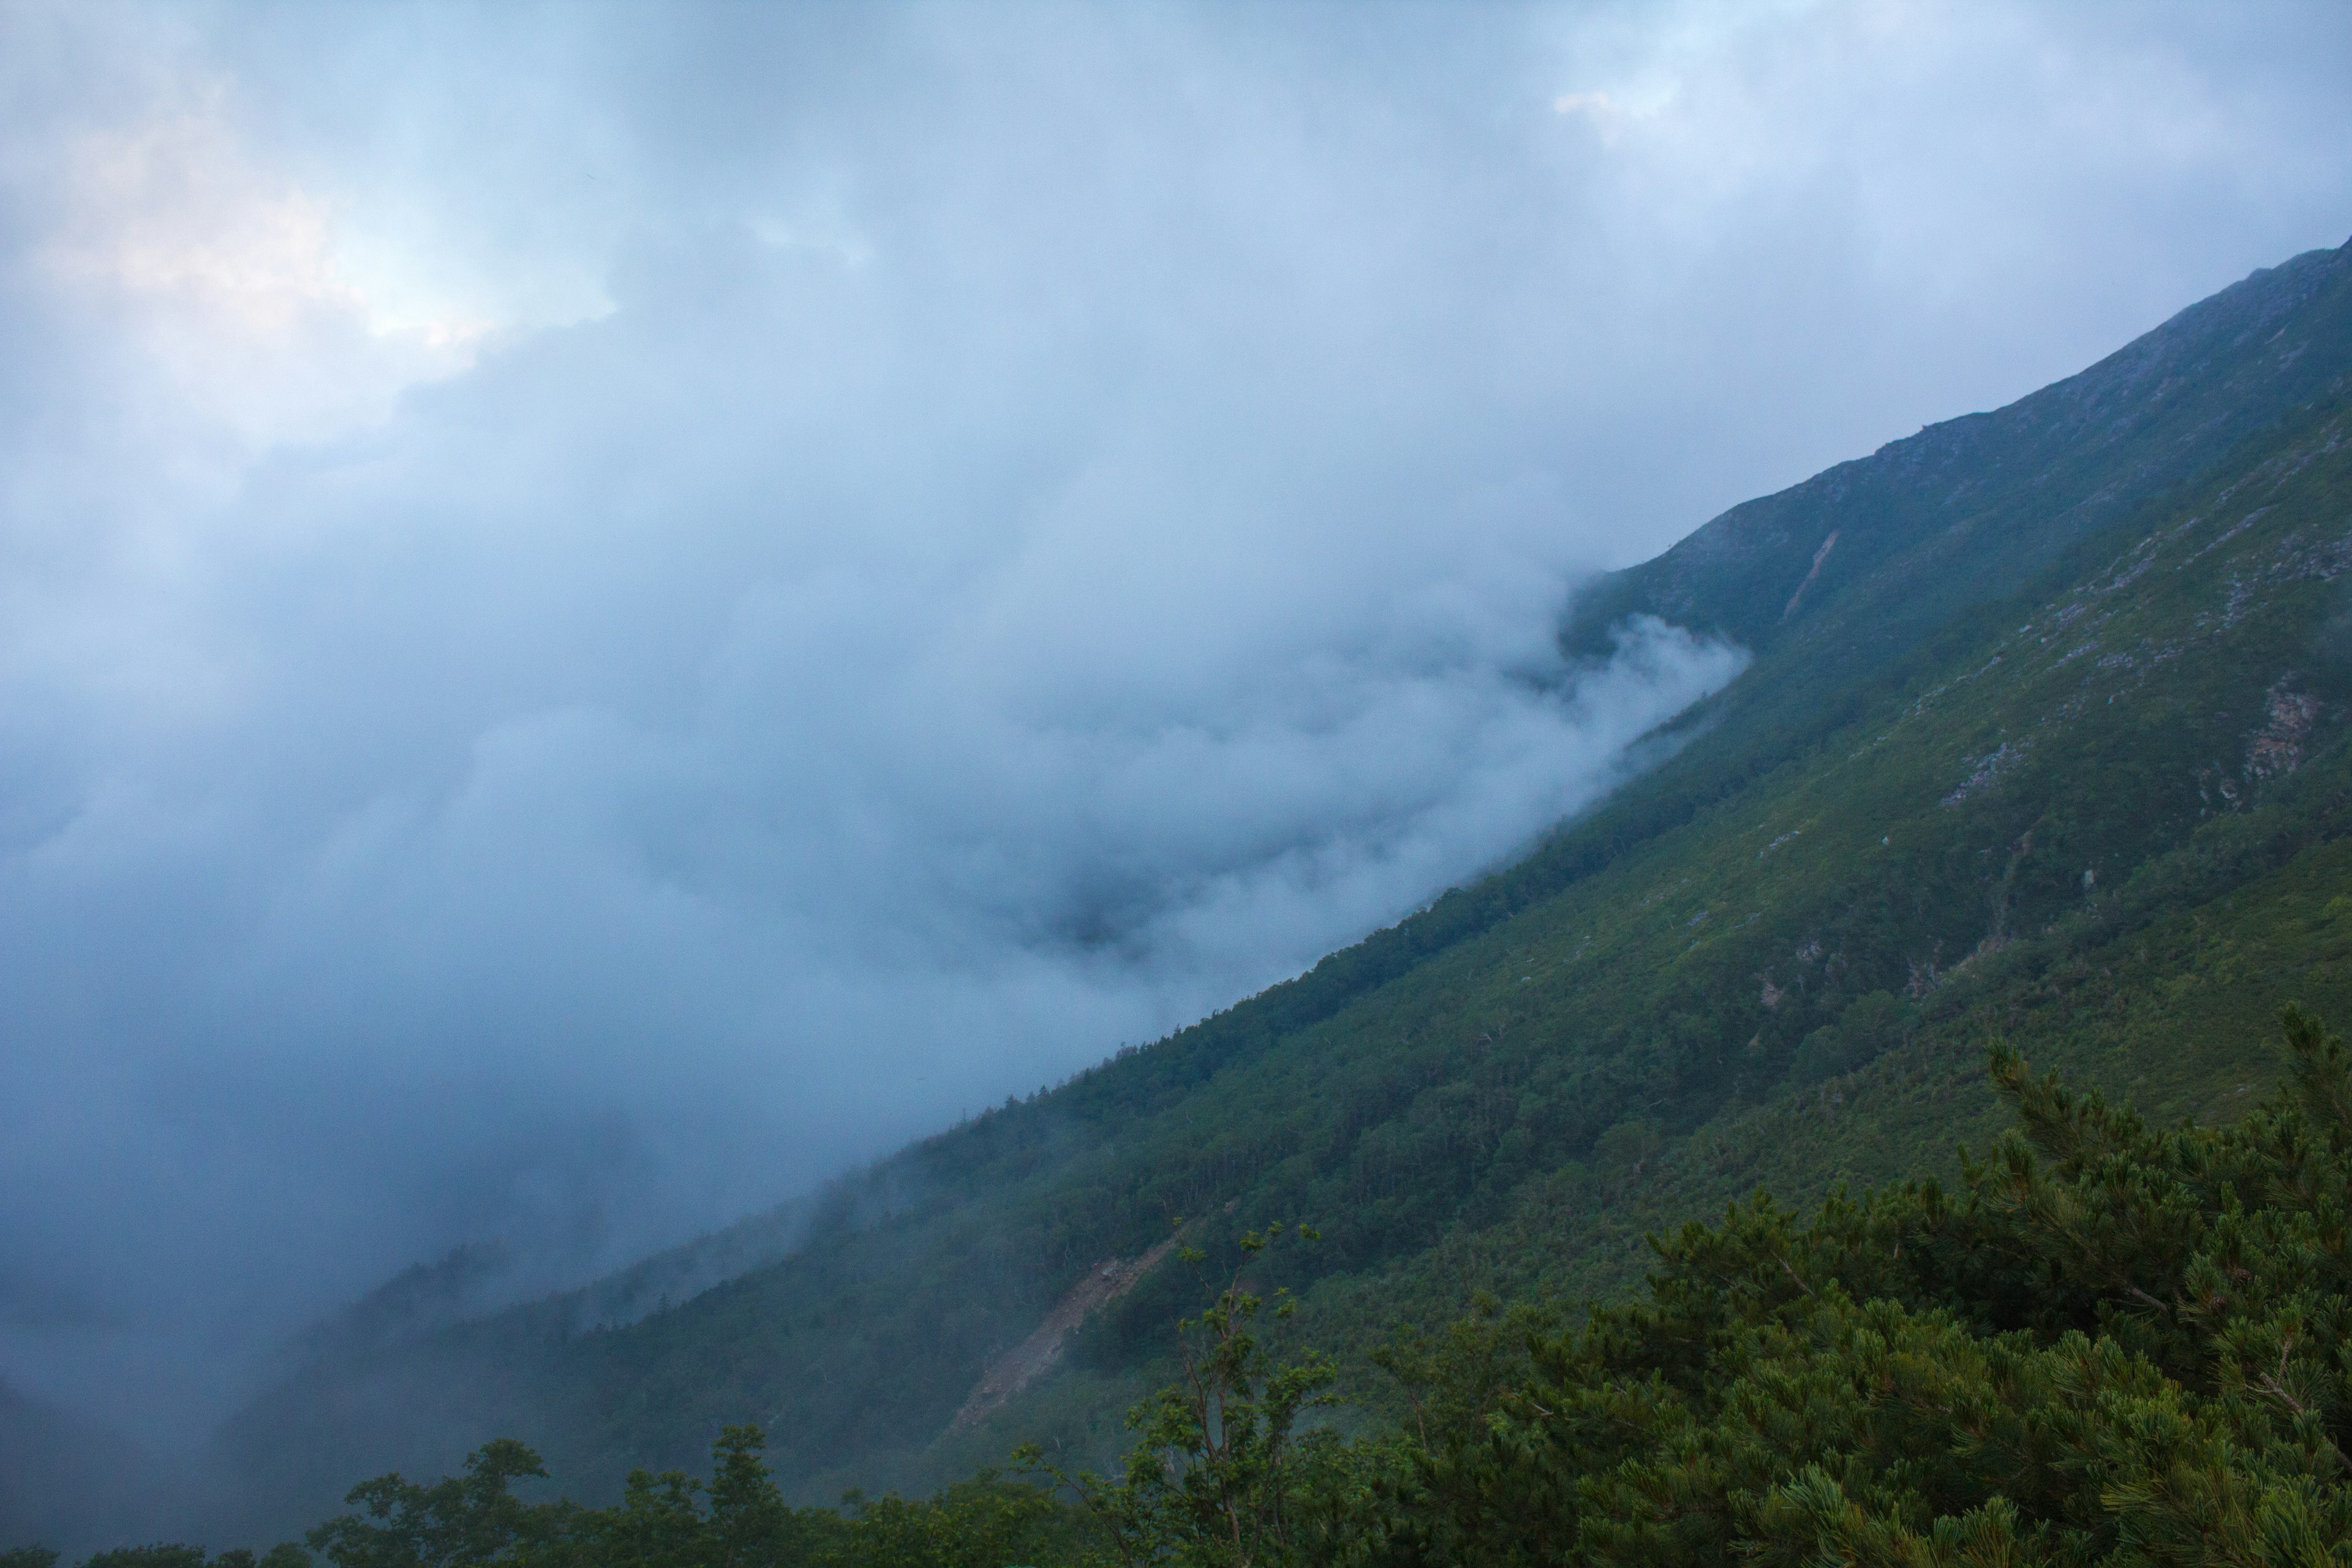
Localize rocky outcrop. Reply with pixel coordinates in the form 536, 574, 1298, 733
944, 1237, 1177, 1435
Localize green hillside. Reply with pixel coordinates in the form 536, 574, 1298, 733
216, 236, 2352, 1540
146, 1009, 2352, 1567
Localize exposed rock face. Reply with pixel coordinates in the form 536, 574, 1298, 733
1780, 530, 1839, 622
944, 1237, 1178, 1436
1942, 741, 2027, 807
2248, 680, 2323, 780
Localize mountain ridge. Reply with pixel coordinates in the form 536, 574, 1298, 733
1567, 236, 2352, 661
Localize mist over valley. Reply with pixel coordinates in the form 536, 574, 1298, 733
7, 2, 2352, 1557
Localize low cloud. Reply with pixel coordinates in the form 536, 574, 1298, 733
1, 0, 2348, 1463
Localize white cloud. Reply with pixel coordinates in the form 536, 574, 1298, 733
34, 92, 486, 450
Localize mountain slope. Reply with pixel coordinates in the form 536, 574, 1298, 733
1568, 239, 2352, 662
216, 235, 2352, 1540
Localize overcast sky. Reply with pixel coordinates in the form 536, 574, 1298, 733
2, 0, 2349, 1442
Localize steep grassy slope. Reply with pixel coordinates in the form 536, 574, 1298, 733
218, 238, 2352, 1537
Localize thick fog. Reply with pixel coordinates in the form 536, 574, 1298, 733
3, 0, 2350, 1449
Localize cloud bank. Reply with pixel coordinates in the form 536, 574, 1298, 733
1, 0, 2349, 1449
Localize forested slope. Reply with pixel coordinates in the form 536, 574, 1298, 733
216, 236, 2352, 1540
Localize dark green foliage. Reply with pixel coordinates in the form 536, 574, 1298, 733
78, 1552, 211, 1568
287, 1428, 1084, 1568
1789, 990, 1912, 1085
306, 1441, 556, 1568
1365, 1008, 2352, 1566
31, 1548, 309, 1568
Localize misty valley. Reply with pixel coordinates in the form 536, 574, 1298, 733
11, 221, 2352, 1566
10, 9, 2352, 1568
